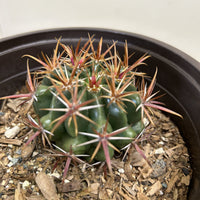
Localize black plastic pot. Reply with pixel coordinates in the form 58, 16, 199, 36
0, 28, 199, 199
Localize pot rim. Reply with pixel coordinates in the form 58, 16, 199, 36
0, 27, 199, 66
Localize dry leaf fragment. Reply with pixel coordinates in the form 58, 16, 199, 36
57, 179, 81, 193
130, 151, 145, 167
21, 142, 36, 158
35, 172, 59, 200
21, 131, 36, 158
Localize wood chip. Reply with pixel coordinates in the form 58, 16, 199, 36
90, 182, 100, 194
181, 175, 190, 186
78, 182, 100, 196
123, 182, 136, 196
147, 180, 162, 196
137, 193, 149, 200
7, 99, 23, 112
173, 188, 178, 200
140, 164, 153, 179
98, 187, 110, 199
35, 172, 59, 200
26, 196, 45, 200
0, 90, 192, 200
119, 189, 133, 200
14, 183, 25, 200
166, 169, 179, 193
0, 138, 22, 146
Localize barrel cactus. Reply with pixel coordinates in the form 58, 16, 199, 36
0, 36, 181, 174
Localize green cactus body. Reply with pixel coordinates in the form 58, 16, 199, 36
33, 85, 53, 117
103, 100, 137, 149
56, 134, 89, 155
32, 40, 145, 162
34, 75, 143, 161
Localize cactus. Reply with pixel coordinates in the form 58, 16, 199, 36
32, 37, 146, 166
0, 36, 182, 176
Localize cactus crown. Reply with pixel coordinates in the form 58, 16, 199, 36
0, 35, 182, 179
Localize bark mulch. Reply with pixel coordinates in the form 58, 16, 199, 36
0, 97, 192, 200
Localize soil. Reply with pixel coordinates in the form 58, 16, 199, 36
0, 95, 192, 200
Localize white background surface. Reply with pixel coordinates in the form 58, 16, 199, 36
0, 0, 199, 62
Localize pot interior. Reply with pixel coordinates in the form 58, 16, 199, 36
0, 28, 200, 199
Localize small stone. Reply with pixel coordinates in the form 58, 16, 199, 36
1, 180, 6, 186
155, 148, 165, 154
50, 172, 61, 179
161, 136, 168, 142
143, 118, 149, 127
151, 159, 167, 178
37, 167, 43, 172
118, 168, 125, 174
162, 182, 168, 188
15, 149, 22, 155
31, 185, 35, 189
7, 162, 13, 167
7, 156, 20, 167
7, 155, 12, 160
182, 167, 190, 176
159, 190, 164, 195
22, 180, 30, 189
67, 175, 74, 181
64, 179, 70, 184
5, 126, 20, 138
91, 168, 95, 172
159, 141, 164, 145
32, 151, 39, 157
